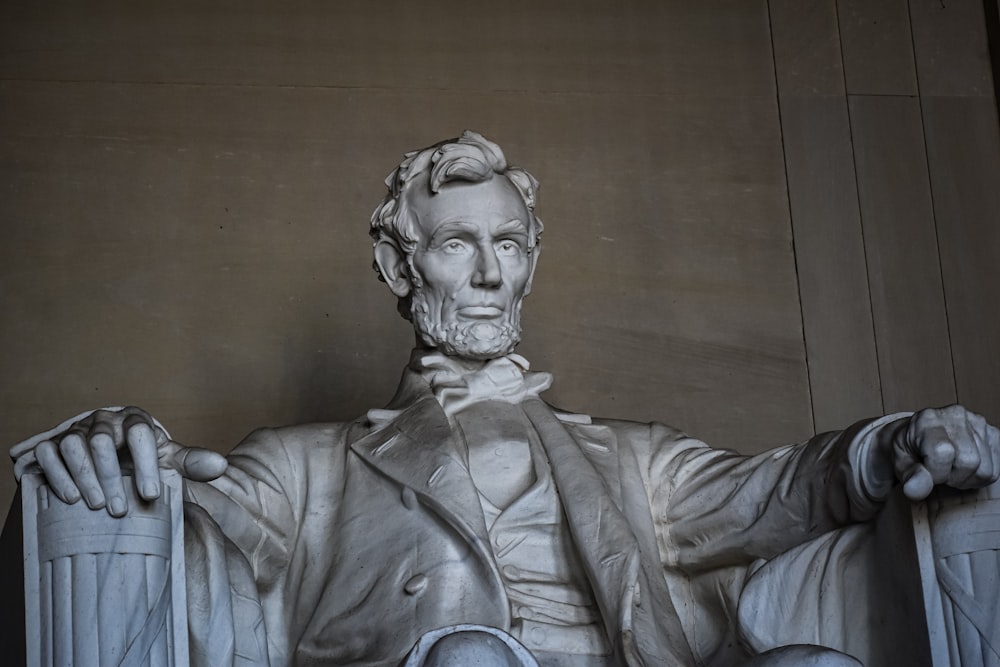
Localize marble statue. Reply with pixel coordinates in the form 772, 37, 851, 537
9, 131, 1000, 666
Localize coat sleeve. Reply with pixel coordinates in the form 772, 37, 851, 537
178, 427, 305, 667
646, 414, 907, 572
180, 423, 355, 666
182, 427, 301, 590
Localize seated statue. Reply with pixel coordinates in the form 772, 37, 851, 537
9, 131, 1000, 666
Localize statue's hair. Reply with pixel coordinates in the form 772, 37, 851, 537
370, 130, 543, 283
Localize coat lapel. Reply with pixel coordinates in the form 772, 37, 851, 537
521, 399, 641, 659
524, 399, 695, 666
350, 394, 495, 570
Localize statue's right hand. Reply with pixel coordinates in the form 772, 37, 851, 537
10, 406, 227, 516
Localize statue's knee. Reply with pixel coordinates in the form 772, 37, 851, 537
746, 644, 863, 667
422, 630, 523, 667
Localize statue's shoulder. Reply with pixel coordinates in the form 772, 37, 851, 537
571, 414, 704, 466
562, 411, 688, 442
547, 407, 690, 456
235, 419, 365, 461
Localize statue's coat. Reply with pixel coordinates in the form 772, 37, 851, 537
184, 368, 890, 666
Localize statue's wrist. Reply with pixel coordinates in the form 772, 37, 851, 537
869, 417, 910, 498
849, 413, 911, 504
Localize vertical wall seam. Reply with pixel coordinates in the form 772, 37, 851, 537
905, 0, 960, 404
766, 0, 817, 435
982, 0, 1000, 124
835, 0, 887, 415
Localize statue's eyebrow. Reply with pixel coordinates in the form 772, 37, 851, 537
494, 219, 529, 236
427, 220, 477, 244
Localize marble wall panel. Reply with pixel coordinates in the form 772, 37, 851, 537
770, 0, 883, 432
921, 96, 1000, 422
775, 96, 883, 432
909, 0, 994, 97
0, 0, 776, 97
0, 6, 807, 517
2, 0, 998, 521
837, 0, 918, 95
848, 95, 956, 412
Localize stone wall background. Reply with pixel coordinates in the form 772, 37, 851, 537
2, 0, 999, 516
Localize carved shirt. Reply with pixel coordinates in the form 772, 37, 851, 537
452, 400, 612, 663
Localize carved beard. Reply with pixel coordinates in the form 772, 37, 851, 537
409, 287, 523, 361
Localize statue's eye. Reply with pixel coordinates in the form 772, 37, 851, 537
443, 240, 469, 253
496, 240, 520, 255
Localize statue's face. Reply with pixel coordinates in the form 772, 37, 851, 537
406, 176, 537, 360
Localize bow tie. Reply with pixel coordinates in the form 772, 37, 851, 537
414, 352, 553, 418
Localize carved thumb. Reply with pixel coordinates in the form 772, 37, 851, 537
165, 444, 228, 482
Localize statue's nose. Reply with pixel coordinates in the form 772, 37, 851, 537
472, 249, 502, 288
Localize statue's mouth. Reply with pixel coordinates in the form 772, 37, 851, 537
457, 305, 505, 319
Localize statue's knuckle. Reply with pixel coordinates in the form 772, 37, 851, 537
124, 420, 149, 439
957, 448, 980, 468
122, 406, 151, 421
35, 440, 56, 461
927, 442, 955, 466
58, 433, 82, 454
89, 431, 115, 450
90, 409, 118, 425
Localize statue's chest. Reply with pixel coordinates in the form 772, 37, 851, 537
454, 401, 537, 509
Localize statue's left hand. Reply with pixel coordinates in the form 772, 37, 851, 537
10, 406, 227, 516
886, 405, 1000, 501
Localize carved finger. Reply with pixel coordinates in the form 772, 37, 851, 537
892, 426, 921, 484
974, 419, 997, 483
918, 431, 957, 486
971, 423, 1000, 490
975, 444, 999, 489
34, 440, 81, 504
88, 407, 127, 443
124, 418, 161, 500
987, 425, 1000, 499
901, 464, 935, 501
89, 424, 128, 516
947, 423, 983, 489
172, 446, 228, 482
58, 431, 107, 509
126, 406, 167, 442
961, 418, 996, 488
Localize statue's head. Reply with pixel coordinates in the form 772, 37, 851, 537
371, 131, 543, 360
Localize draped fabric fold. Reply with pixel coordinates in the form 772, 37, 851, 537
184, 504, 270, 667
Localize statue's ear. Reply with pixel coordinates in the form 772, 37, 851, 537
374, 240, 412, 298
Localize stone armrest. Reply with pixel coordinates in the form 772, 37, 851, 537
737, 481, 1000, 667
